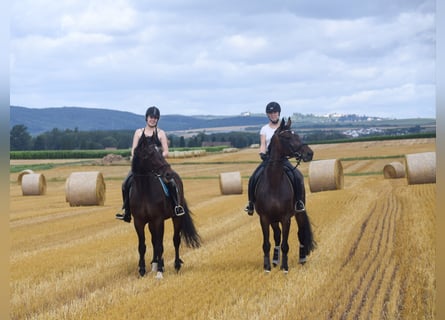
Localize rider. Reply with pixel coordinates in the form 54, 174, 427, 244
244, 101, 306, 215
115, 106, 185, 223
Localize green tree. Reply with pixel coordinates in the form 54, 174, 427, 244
10, 124, 32, 151
33, 135, 47, 150
101, 136, 118, 148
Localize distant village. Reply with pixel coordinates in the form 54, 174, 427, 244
240, 111, 386, 122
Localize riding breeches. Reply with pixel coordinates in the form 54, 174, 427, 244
121, 171, 133, 213
247, 161, 266, 203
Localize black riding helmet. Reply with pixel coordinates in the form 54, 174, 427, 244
265, 101, 281, 114
146, 106, 160, 120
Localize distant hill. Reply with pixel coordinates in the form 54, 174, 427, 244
10, 106, 266, 136
10, 106, 436, 138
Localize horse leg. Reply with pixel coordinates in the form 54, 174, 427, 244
149, 220, 165, 279
134, 221, 147, 277
260, 217, 271, 272
271, 222, 281, 267
295, 211, 316, 265
172, 217, 183, 272
280, 218, 291, 273
149, 227, 158, 272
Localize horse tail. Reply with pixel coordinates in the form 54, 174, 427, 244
296, 210, 317, 256
180, 199, 201, 248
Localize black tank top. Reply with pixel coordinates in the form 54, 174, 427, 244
143, 128, 162, 148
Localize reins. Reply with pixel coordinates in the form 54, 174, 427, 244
133, 162, 170, 178
274, 128, 305, 168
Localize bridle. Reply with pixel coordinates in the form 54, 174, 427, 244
278, 129, 306, 167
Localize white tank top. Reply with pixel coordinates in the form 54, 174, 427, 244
260, 124, 278, 148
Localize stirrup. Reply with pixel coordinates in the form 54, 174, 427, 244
174, 205, 185, 216
244, 202, 254, 215
115, 211, 131, 223
295, 200, 305, 213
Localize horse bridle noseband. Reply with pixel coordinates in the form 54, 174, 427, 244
278, 129, 306, 167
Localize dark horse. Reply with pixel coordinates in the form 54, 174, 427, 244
130, 135, 201, 278
254, 117, 316, 273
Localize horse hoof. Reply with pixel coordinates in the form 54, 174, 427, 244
139, 269, 146, 277
299, 257, 307, 265
264, 269, 271, 274
174, 259, 183, 272
155, 271, 163, 279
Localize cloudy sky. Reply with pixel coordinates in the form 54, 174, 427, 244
10, 0, 436, 118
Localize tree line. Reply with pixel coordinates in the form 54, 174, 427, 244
12, 123, 431, 152
9, 125, 262, 151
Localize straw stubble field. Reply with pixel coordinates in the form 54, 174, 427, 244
10, 138, 436, 319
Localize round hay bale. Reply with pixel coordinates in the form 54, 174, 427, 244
383, 162, 405, 179
65, 171, 106, 206
21, 173, 46, 196
308, 159, 343, 193
219, 171, 243, 195
17, 169, 34, 185
405, 151, 436, 185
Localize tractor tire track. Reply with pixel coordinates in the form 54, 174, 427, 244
327, 183, 400, 319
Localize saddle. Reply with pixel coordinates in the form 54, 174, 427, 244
254, 165, 295, 193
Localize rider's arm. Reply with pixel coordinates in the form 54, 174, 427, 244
259, 133, 267, 154
130, 128, 143, 157
158, 129, 169, 158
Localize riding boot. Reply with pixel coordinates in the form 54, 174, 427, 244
245, 162, 265, 216
115, 195, 131, 222
292, 169, 306, 213
167, 179, 185, 216
115, 209, 131, 222
116, 172, 132, 223
283, 162, 306, 213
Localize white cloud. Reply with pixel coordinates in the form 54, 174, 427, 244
60, 0, 138, 33
10, 0, 436, 118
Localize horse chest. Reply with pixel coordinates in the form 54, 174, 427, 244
256, 170, 293, 208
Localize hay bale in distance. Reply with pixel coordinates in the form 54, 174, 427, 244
308, 159, 344, 193
65, 171, 106, 206
21, 173, 46, 196
17, 169, 34, 185
405, 151, 436, 185
383, 162, 406, 179
219, 171, 243, 195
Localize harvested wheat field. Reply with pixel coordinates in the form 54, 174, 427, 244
10, 138, 436, 319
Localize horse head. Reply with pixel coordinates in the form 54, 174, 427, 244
132, 134, 170, 175
272, 117, 314, 162
294, 143, 314, 162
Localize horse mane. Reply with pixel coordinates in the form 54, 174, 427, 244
268, 117, 292, 155
132, 135, 169, 172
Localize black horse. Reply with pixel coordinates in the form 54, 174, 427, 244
254, 117, 316, 273
130, 135, 201, 278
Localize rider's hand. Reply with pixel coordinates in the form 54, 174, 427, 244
260, 152, 268, 161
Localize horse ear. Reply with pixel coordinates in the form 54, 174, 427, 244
286, 117, 292, 128
280, 118, 285, 129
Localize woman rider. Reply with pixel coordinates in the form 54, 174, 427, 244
244, 101, 306, 215
115, 106, 185, 222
